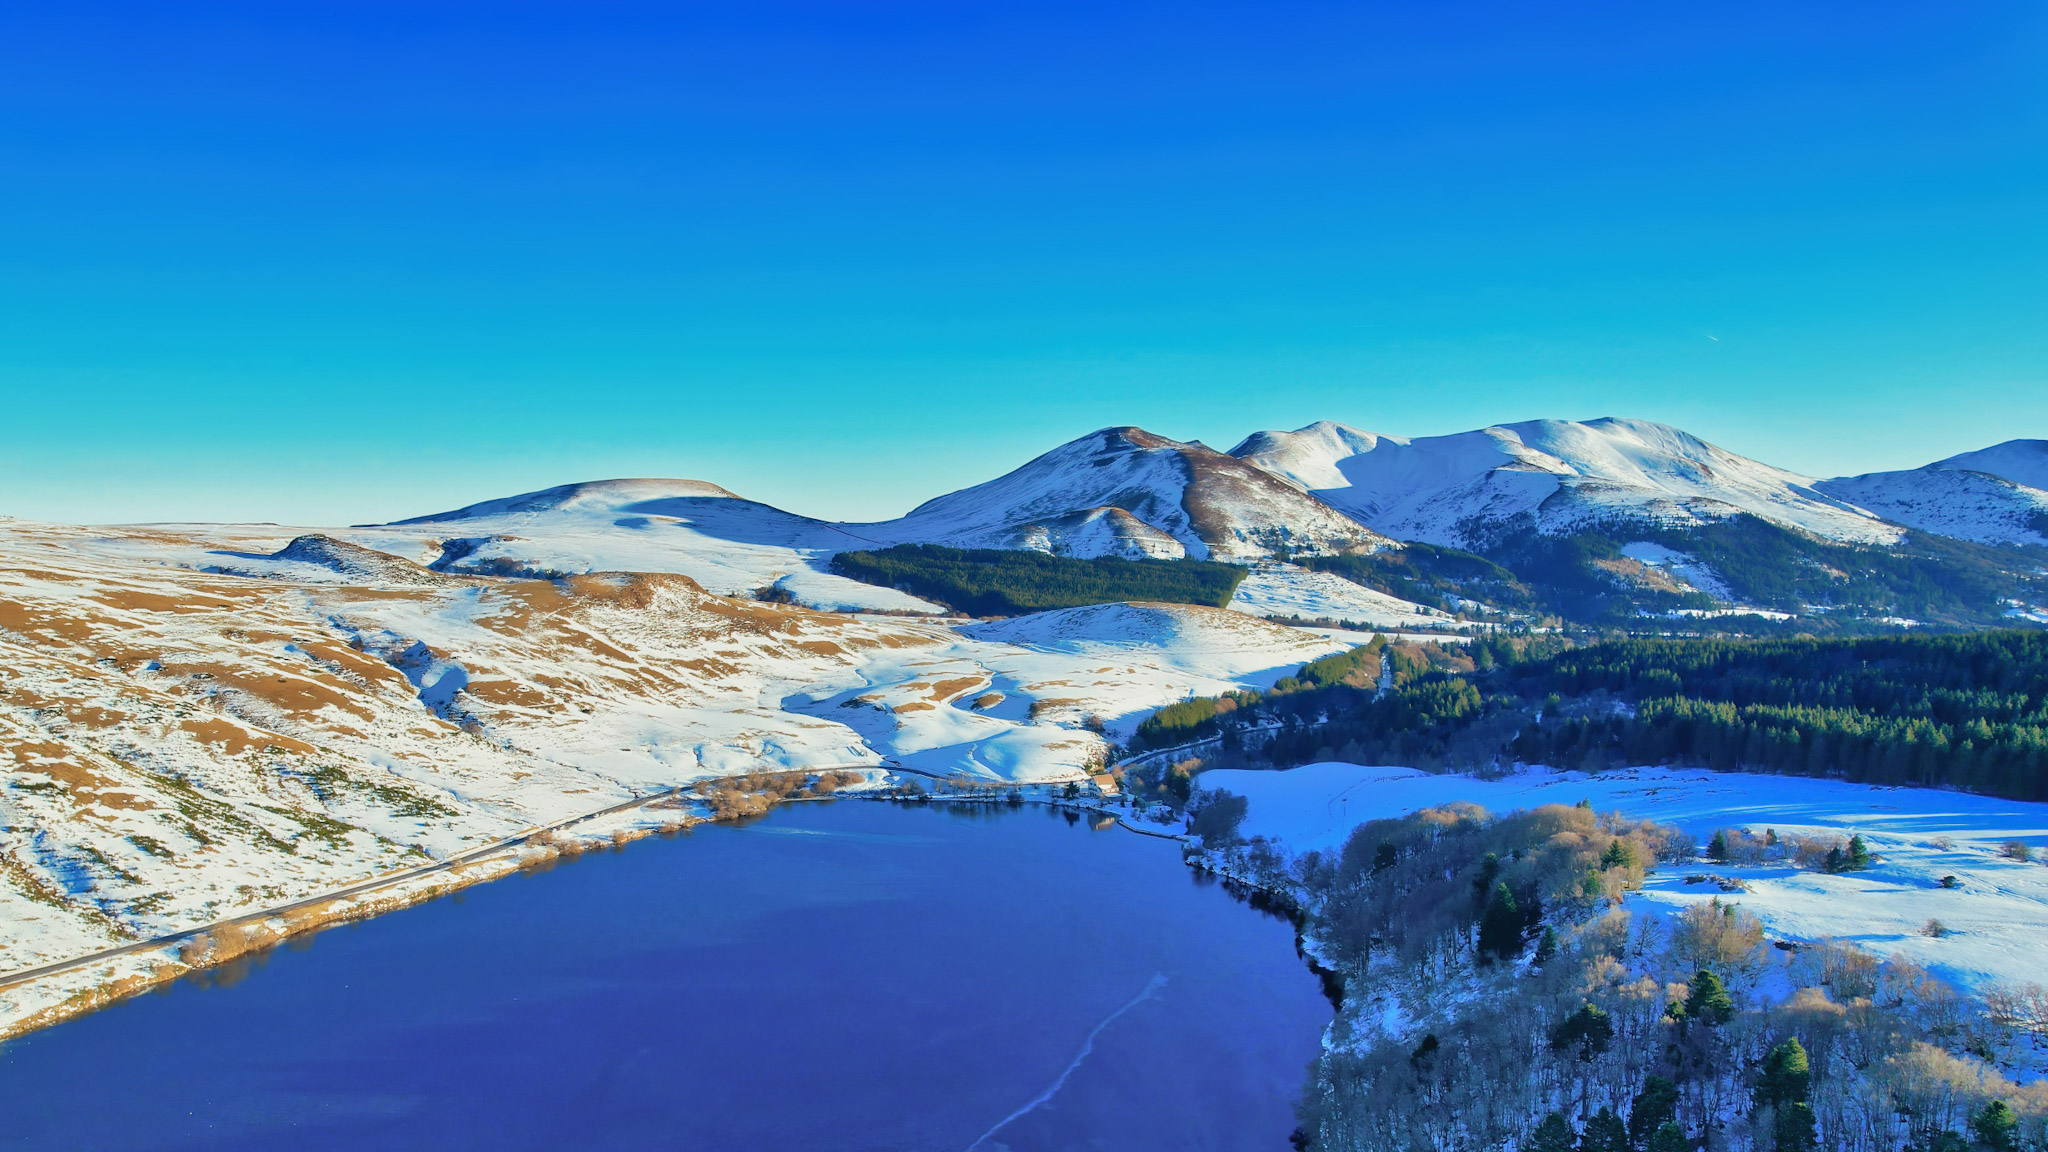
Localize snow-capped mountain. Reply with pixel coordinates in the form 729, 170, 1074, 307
1232, 417, 1901, 548
352, 478, 938, 613
1814, 440, 2048, 548
863, 426, 1393, 560
350, 429, 1397, 610
1935, 439, 2048, 490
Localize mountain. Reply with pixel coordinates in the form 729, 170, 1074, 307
352, 479, 939, 613
1936, 439, 2048, 490
1232, 417, 1899, 549
1815, 469, 2048, 548
864, 426, 1393, 560
1234, 418, 2048, 628
350, 421, 2044, 630
1815, 440, 2048, 548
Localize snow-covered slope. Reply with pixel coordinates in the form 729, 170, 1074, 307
1226, 563, 1464, 631
784, 603, 1358, 779
1935, 439, 2048, 491
1816, 467, 2048, 548
1814, 441, 2048, 548
351, 479, 942, 613
1211, 762, 2048, 993
1233, 417, 1901, 548
865, 426, 1393, 560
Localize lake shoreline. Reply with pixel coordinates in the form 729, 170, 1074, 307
0, 794, 1332, 1151
0, 773, 1201, 1045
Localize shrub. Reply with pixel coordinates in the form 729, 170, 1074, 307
1188, 788, 1250, 848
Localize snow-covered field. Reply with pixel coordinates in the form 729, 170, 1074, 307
1227, 564, 1470, 631
784, 603, 1353, 781
1208, 762, 2048, 993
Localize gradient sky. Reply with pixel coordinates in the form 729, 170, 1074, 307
2, 1, 2044, 525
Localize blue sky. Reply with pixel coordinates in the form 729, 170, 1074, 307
2, 1, 2044, 524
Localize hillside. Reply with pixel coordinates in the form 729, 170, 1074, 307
1816, 441, 2048, 548
339, 420, 2048, 633
828, 544, 1248, 616
1161, 628, 2048, 800
864, 425, 1393, 561
1232, 417, 1898, 548
1231, 420, 2048, 630
351, 478, 940, 613
0, 515, 1359, 1031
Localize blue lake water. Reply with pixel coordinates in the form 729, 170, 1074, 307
1, 801, 1331, 1150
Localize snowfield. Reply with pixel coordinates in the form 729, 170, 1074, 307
1232, 417, 1903, 548
344, 478, 944, 613
1816, 464, 2048, 548
1207, 762, 2048, 993
1227, 563, 1471, 631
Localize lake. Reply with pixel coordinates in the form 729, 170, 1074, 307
0, 800, 1331, 1151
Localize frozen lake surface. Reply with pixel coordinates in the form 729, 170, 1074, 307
0, 800, 1330, 1151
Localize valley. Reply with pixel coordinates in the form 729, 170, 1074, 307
2, 414, 2046, 1149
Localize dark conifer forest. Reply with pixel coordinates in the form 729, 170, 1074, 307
1141, 630, 2048, 801
829, 544, 1248, 616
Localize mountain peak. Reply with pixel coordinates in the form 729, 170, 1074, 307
389, 479, 741, 524
1931, 439, 2048, 491
878, 423, 1391, 560
1236, 415, 1896, 547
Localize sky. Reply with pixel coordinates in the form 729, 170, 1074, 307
1, 1, 2044, 525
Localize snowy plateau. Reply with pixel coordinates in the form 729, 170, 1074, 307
1210, 764, 2048, 994
1, 416, 2045, 1036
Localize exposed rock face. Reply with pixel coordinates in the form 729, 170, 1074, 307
868, 426, 1394, 560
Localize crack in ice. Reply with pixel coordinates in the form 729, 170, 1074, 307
964, 972, 1168, 1151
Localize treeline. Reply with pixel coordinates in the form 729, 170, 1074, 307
827, 544, 1248, 616
1504, 515, 2048, 631
1208, 802, 2048, 1151
1299, 543, 1546, 618
1157, 630, 2048, 802
1381, 512, 2048, 632
1131, 635, 1502, 751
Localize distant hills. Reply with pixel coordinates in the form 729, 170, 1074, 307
363, 419, 2048, 632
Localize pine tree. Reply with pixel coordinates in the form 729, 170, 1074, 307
1823, 845, 1845, 874
1772, 1102, 1817, 1151
1580, 869, 1604, 900
1847, 833, 1871, 869
1535, 925, 1560, 964
1707, 829, 1729, 861
1473, 852, 1502, 900
1550, 1003, 1615, 1061
1645, 1122, 1689, 1152
1685, 970, 1734, 1026
1628, 1076, 1679, 1147
1576, 1106, 1626, 1152
1527, 1111, 1574, 1152
1478, 882, 1522, 962
1756, 1038, 1811, 1109
1972, 1100, 2020, 1152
